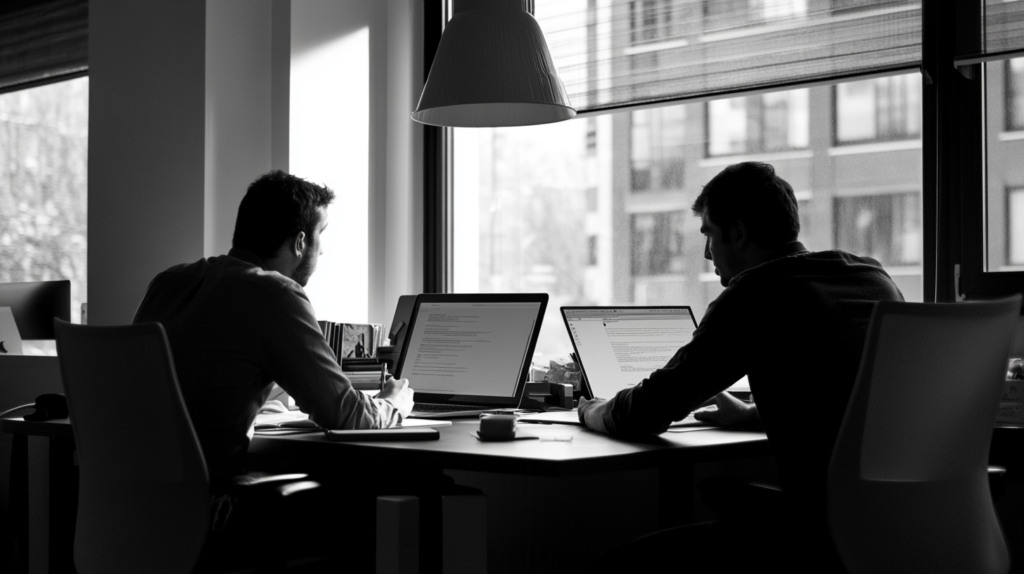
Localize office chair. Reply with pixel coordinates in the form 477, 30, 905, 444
827, 296, 1020, 574
54, 320, 318, 574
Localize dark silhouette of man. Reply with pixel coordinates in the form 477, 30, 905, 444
134, 170, 416, 570
578, 162, 904, 573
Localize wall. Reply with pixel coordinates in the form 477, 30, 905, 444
88, 0, 209, 326
88, 0, 423, 327
205, 0, 277, 257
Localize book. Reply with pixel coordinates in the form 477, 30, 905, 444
317, 321, 383, 360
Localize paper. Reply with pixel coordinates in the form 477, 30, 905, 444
0, 307, 23, 355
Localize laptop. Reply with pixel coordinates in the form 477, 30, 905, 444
561, 306, 700, 400
395, 293, 548, 418
561, 306, 751, 401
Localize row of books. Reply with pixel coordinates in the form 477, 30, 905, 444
317, 321, 385, 391
317, 321, 383, 362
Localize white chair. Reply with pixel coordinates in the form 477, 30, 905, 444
54, 320, 316, 574
828, 296, 1020, 574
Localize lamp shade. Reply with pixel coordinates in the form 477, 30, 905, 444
411, 0, 575, 127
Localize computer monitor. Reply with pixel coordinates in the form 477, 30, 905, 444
0, 280, 71, 340
394, 293, 548, 410
963, 271, 1024, 355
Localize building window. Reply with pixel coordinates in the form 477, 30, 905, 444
705, 0, 808, 31
1008, 188, 1024, 265
631, 105, 686, 192
834, 193, 921, 267
1005, 58, 1024, 132
631, 0, 679, 43
585, 187, 598, 212
631, 212, 685, 276
587, 235, 599, 266
836, 73, 922, 144
0, 77, 88, 330
707, 88, 809, 156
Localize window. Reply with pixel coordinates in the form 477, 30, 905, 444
631, 212, 685, 276
1005, 58, 1024, 132
449, 1, 925, 359
631, 106, 685, 192
1008, 188, 1024, 266
0, 77, 88, 342
836, 74, 922, 144
707, 89, 808, 156
834, 193, 922, 267
631, 0, 679, 44
986, 58, 1024, 272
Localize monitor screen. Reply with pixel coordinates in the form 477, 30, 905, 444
0, 280, 71, 340
397, 298, 545, 398
563, 307, 698, 400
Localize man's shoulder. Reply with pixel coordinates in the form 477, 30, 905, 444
153, 254, 301, 296
747, 249, 890, 280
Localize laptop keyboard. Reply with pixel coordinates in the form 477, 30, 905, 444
413, 403, 483, 413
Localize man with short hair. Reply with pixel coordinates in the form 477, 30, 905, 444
579, 162, 904, 572
134, 170, 414, 483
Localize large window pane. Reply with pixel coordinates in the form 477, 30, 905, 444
0, 77, 88, 351
836, 74, 921, 144
708, 88, 809, 156
453, 79, 922, 361
986, 57, 1024, 271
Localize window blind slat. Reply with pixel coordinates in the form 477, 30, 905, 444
0, 0, 88, 93
536, 0, 921, 113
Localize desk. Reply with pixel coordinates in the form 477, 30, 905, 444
2, 417, 769, 574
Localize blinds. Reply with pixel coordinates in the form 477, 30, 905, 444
0, 0, 88, 93
956, 0, 1024, 65
534, 0, 922, 113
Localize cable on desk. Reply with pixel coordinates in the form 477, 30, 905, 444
0, 403, 36, 419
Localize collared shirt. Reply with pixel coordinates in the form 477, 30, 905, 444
133, 248, 401, 481
588, 242, 904, 527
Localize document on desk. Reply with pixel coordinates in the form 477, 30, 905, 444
254, 410, 451, 430
517, 410, 716, 432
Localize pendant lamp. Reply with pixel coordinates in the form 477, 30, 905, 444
411, 0, 576, 127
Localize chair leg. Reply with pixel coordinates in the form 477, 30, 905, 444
377, 495, 420, 574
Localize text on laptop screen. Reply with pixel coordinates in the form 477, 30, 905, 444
402, 302, 541, 396
564, 308, 697, 399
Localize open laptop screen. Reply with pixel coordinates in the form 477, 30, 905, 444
562, 307, 698, 400
396, 294, 547, 406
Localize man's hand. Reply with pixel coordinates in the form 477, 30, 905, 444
378, 377, 414, 418
577, 397, 609, 433
692, 391, 756, 427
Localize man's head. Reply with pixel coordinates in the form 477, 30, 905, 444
232, 170, 335, 286
691, 162, 799, 286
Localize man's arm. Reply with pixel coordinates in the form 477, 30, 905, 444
265, 286, 412, 429
577, 291, 756, 436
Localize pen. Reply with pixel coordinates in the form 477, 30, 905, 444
380, 364, 389, 392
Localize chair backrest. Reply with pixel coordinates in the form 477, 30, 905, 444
828, 297, 1020, 574
54, 320, 210, 574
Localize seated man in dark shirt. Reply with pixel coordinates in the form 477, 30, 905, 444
578, 162, 904, 572
133, 171, 417, 570
134, 170, 414, 482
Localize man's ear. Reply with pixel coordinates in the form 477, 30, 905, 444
292, 231, 307, 257
729, 220, 749, 246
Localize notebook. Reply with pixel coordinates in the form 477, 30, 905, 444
395, 293, 548, 418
